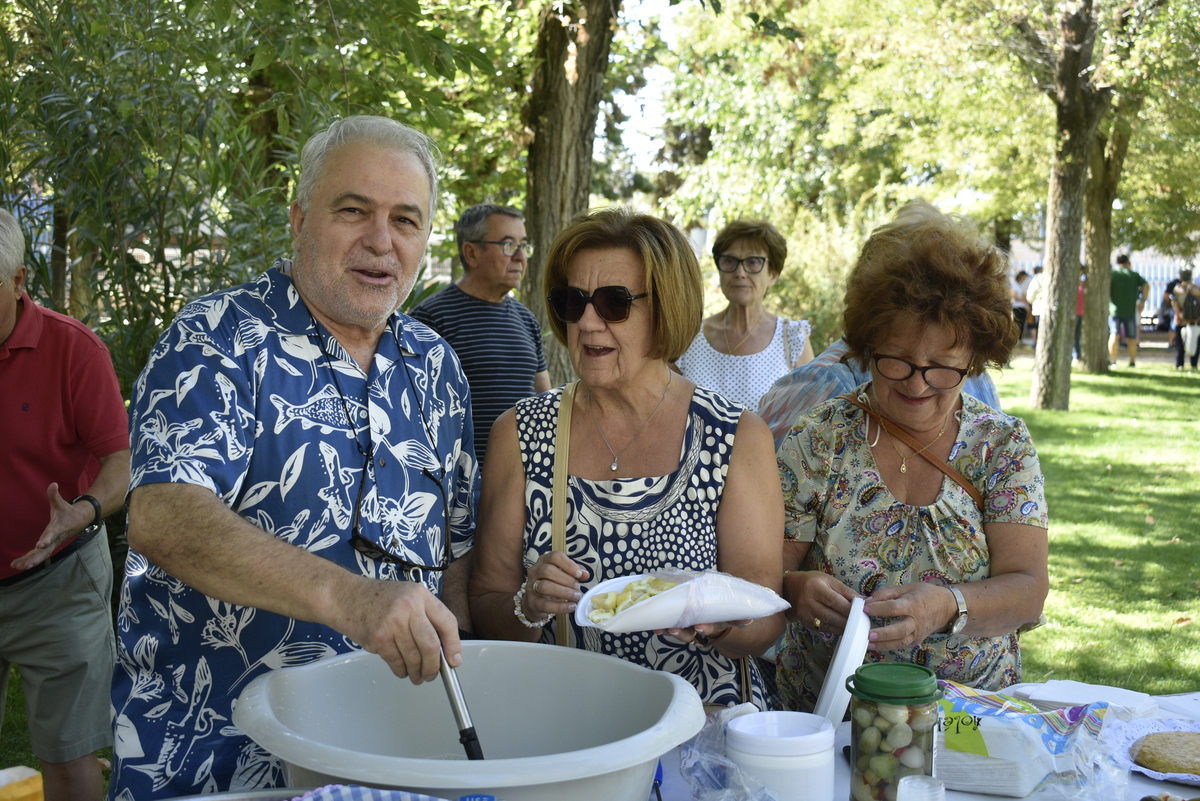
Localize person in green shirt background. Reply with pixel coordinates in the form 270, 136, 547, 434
1108, 253, 1149, 367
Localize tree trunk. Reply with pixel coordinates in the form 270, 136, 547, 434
50, 203, 69, 310
1082, 94, 1142, 373
67, 228, 96, 322
1028, 1, 1111, 410
993, 216, 1015, 254
521, 0, 620, 387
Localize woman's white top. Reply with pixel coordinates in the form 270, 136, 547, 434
675, 316, 812, 409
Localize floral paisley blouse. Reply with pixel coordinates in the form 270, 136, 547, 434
775, 387, 1047, 713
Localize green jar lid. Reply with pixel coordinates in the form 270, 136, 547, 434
845, 663, 942, 705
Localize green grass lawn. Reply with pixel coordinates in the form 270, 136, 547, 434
993, 355, 1200, 694
3, 356, 1198, 775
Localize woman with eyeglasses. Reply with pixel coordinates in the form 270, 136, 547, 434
673, 220, 815, 410
774, 201, 1049, 713
469, 206, 785, 708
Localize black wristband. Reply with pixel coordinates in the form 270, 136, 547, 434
71, 494, 103, 529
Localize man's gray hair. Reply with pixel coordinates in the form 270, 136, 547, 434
295, 115, 440, 221
0, 208, 26, 283
456, 204, 524, 266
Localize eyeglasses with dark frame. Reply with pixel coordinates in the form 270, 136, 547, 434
714, 255, 768, 274
872, 353, 969, 390
310, 316, 455, 577
349, 462, 453, 573
547, 285, 650, 324
472, 240, 534, 257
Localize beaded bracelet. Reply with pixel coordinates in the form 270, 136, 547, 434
513, 578, 551, 629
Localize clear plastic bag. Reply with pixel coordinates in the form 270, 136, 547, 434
679, 704, 779, 801
576, 569, 789, 634
937, 681, 1130, 800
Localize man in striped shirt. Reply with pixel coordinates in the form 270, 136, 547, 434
410, 204, 550, 465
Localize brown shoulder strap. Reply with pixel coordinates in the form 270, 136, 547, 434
838, 393, 984, 512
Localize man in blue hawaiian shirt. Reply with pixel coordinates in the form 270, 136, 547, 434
109, 116, 478, 799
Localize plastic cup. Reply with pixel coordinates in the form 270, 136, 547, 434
896, 774, 946, 801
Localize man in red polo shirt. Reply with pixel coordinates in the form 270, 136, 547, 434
0, 207, 130, 801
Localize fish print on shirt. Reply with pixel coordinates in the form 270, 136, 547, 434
109, 267, 477, 800
269, 385, 369, 435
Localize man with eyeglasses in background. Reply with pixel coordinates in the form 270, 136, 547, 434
109, 116, 477, 800
410, 204, 550, 466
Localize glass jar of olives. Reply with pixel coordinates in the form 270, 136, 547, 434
846, 663, 941, 801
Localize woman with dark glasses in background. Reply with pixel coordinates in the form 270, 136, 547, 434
674, 219, 815, 410
469, 206, 786, 708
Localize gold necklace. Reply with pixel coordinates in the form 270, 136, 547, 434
886, 411, 951, 474
590, 370, 673, 472
723, 308, 765, 355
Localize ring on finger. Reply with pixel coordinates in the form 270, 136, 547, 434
532, 579, 543, 596
813, 617, 821, 629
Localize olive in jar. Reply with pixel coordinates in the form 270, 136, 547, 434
846, 663, 941, 801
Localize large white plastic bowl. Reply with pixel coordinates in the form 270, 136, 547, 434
232, 641, 705, 801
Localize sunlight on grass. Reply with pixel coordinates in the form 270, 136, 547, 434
994, 358, 1200, 694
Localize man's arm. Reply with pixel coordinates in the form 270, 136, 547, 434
533, 370, 551, 394
128, 482, 462, 682
11, 448, 132, 571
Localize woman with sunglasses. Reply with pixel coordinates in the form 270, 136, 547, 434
469, 206, 785, 708
674, 220, 815, 410
774, 201, 1049, 713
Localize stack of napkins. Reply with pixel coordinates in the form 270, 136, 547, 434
936, 718, 1047, 797
1012, 680, 1158, 717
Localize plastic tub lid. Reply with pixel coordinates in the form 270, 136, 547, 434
725, 711, 835, 757
812, 596, 871, 725
846, 662, 941, 705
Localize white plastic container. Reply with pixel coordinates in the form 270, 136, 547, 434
897, 774, 947, 800
232, 641, 705, 801
725, 711, 836, 801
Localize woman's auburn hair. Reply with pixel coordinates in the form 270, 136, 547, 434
711, 219, 788, 278
842, 200, 1018, 376
543, 206, 703, 362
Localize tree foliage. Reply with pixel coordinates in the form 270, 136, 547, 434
658, 0, 1199, 387
0, 0, 513, 395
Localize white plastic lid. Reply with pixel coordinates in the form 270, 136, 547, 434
812, 596, 871, 725
725, 711, 835, 757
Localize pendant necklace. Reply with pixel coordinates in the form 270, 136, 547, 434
590, 370, 673, 472
723, 307, 765, 355
887, 410, 951, 474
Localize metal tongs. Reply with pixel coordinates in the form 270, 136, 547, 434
439, 648, 484, 760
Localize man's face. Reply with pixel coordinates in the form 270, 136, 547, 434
0, 265, 27, 346
289, 143, 432, 337
464, 214, 528, 295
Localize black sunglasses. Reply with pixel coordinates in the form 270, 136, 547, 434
547, 285, 650, 323
349, 463, 452, 574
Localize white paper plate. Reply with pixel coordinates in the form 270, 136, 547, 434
575, 574, 692, 634
812, 596, 871, 725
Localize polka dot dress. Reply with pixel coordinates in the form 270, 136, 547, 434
514, 385, 767, 708
675, 316, 812, 409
